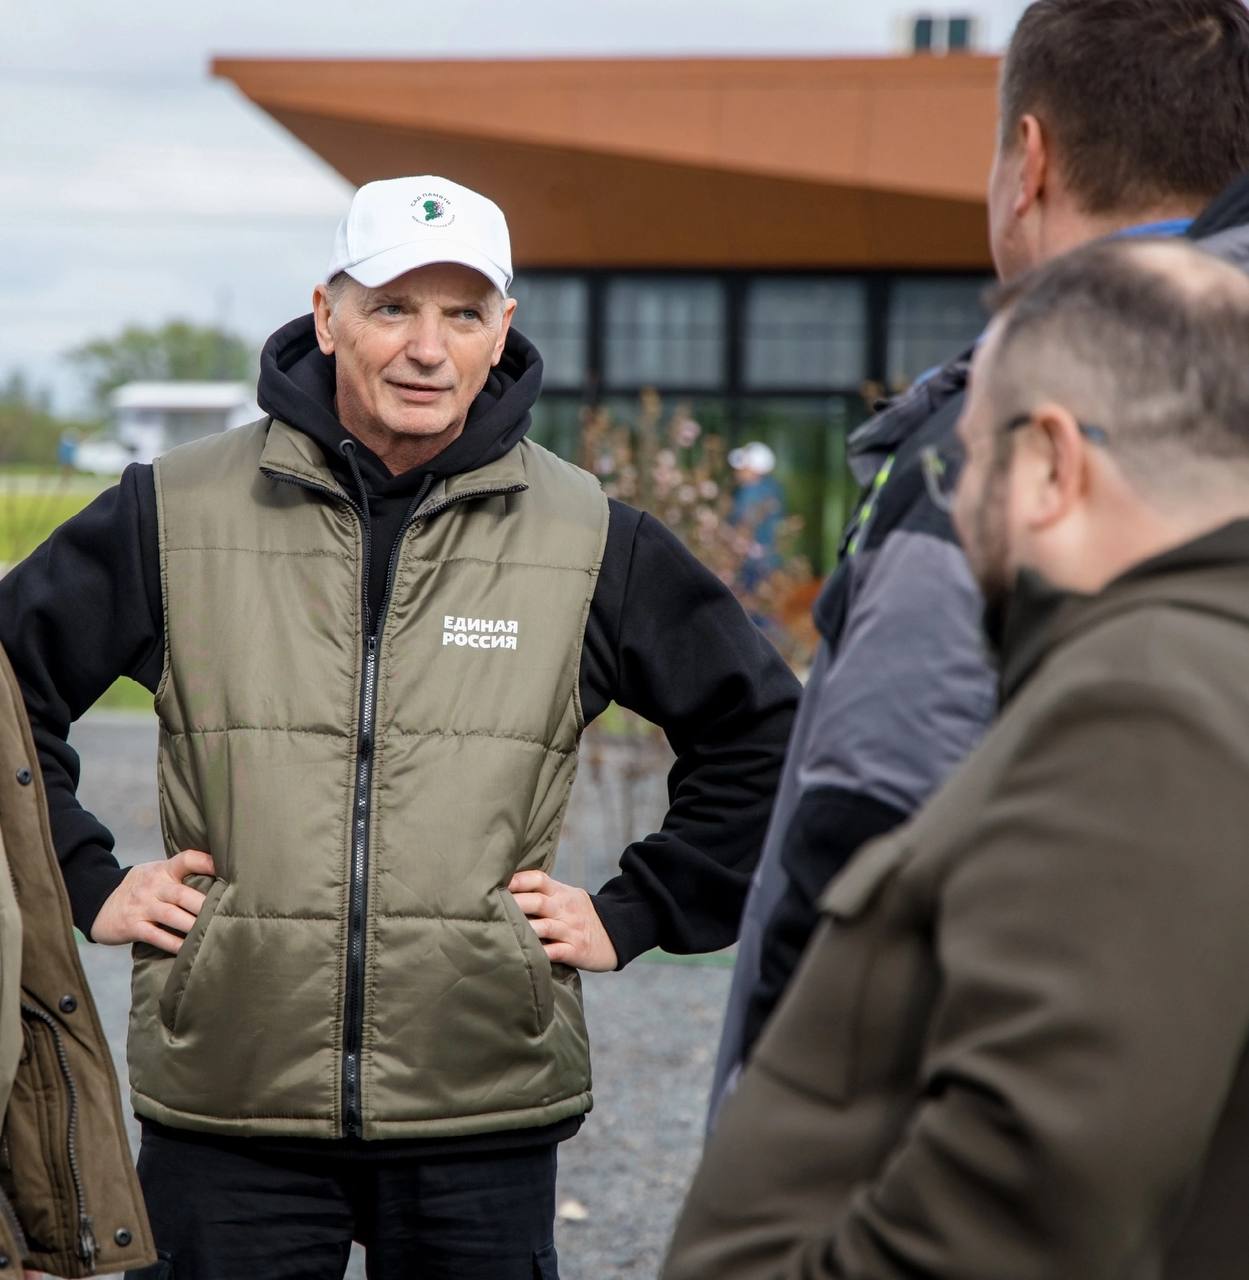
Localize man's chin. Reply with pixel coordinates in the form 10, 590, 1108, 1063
379, 413, 459, 441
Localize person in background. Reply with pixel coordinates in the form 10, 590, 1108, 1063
711, 0, 1249, 1117
726, 441, 785, 593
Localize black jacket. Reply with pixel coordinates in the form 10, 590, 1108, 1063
0, 318, 797, 983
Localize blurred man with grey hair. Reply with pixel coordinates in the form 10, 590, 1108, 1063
666, 234, 1249, 1280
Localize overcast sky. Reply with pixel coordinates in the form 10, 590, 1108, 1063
1, 0, 1028, 413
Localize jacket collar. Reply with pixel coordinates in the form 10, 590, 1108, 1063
995, 519, 1249, 702
257, 417, 530, 512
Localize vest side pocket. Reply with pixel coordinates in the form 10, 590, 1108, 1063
158, 877, 227, 1036
495, 888, 555, 1036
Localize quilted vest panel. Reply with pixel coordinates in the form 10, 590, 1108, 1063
129, 418, 608, 1139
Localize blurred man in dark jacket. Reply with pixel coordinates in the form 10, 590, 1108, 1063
713, 0, 1249, 1115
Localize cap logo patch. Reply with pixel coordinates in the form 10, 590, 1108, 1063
412, 194, 455, 227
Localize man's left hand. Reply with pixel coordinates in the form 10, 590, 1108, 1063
508, 871, 618, 972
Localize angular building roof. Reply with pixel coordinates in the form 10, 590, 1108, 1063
213, 54, 999, 269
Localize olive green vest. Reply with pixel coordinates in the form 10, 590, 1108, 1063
129, 418, 608, 1140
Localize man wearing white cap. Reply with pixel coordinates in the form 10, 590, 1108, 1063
726, 442, 785, 595
0, 178, 798, 1277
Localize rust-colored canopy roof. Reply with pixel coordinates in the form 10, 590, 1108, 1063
213, 54, 1000, 270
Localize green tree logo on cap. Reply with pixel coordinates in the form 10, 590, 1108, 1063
411, 193, 455, 227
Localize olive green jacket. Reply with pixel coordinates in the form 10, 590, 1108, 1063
0, 646, 154, 1277
667, 522, 1249, 1280
130, 419, 608, 1140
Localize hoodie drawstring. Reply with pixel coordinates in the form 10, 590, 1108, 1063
339, 440, 375, 634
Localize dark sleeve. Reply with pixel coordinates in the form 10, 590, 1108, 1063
580, 501, 801, 967
741, 786, 907, 1056
0, 462, 164, 933
738, 523, 996, 1057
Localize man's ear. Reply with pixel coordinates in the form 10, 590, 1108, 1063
492, 297, 519, 367
312, 284, 336, 356
1015, 113, 1049, 220
1025, 405, 1087, 530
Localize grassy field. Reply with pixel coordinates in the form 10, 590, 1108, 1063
0, 471, 110, 563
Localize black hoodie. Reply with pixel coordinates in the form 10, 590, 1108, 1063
0, 317, 800, 1154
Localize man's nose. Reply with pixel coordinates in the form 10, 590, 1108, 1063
403, 314, 448, 369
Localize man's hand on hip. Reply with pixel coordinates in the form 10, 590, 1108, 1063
508, 871, 618, 972
90, 849, 216, 952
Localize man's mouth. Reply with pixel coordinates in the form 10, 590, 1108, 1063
386, 380, 451, 402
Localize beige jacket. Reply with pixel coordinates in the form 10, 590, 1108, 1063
0, 644, 154, 1277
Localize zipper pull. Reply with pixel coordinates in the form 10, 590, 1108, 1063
78, 1213, 97, 1262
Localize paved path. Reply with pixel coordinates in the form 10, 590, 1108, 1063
72, 714, 728, 1279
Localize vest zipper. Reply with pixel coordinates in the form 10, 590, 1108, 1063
20, 1003, 97, 1265
262, 461, 526, 1138
264, 467, 375, 1135
338, 468, 436, 1137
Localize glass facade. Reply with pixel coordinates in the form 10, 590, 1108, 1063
515, 268, 988, 571
886, 277, 988, 389
604, 278, 725, 389
744, 279, 866, 390
508, 276, 588, 390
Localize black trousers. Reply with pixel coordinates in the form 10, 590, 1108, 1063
125, 1124, 560, 1280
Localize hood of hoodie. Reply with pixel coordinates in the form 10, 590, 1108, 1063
256, 313, 543, 498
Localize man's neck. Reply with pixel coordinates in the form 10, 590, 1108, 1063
1046, 501, 1249, 596
338, 411, 465, 477
1041, 199, 1203, 265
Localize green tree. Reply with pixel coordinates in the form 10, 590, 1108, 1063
0, 371, 97, 468
67, 320, 255, 412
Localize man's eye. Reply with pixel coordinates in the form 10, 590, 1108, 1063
378, 304, 403, 316
460, 309, 480, 321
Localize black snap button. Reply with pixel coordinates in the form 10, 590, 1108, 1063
59, 994, 78, 1014
114, 1228, 132, 1247
0, 1253, 10, 1268
15, 767, 31, 786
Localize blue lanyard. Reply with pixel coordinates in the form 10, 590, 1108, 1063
1116, 218, 1194, 238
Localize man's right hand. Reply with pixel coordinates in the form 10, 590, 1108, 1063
90, 849, 216, 952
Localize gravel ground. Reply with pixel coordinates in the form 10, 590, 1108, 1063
71, 713, 730, 1279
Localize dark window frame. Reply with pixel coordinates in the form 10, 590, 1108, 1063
511, 264, 987, 403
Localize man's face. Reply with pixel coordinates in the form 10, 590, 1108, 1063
952, 325, 1018, 612
313, 262, 516, 447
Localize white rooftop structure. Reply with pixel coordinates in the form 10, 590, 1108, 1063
109, 382, 255, 413
80, 380, 261, 473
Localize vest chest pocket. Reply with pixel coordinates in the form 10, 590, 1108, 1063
777, 837, 913, 1105
496, 889, 555, 1036
159, 877, 227, 1035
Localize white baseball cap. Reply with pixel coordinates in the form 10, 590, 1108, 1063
728, 442, 777, 474
325, 176, 513, 295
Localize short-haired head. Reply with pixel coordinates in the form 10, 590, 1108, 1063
984, 237, 1249, 510
953, 239, 1249, 603
1002, 0, 1249, 215
990, 0, 1249, 280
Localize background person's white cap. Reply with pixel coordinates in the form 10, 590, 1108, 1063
325, 176, 513, 295
728, 442, 777, 474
